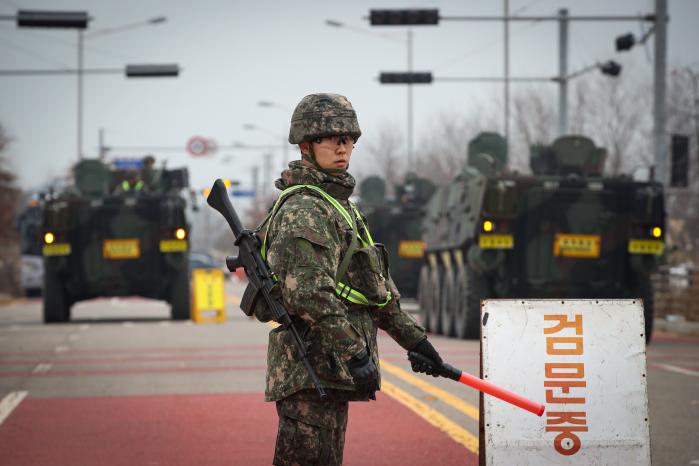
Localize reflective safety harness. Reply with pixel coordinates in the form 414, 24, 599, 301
259, 184, 392, 308
121, 180, 144, 191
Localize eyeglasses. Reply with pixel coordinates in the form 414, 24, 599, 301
314, 135, 357, 148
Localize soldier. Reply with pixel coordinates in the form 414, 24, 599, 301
140, 155, 161, 192
261, 93, 444, 466
116, 169, 144, 194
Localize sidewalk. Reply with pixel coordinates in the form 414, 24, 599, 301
654, 317, 699, 337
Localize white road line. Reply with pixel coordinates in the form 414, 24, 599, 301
689, 459, 699, 465
68, 334, 80, 342
657, 363, 699, 377
32, 363, 52, 374
54, 345, 69, 353
79, 324, 90, 331
0, 391, 28, 426
122, 322, 134, 327
159, 321, 171, 327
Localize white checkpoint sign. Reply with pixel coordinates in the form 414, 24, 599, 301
482, 299, 650, 466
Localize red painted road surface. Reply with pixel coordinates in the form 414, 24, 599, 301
0, 392, 477, 466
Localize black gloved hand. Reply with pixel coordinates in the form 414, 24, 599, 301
346, 349, 379, 397
408, 338, 443, 377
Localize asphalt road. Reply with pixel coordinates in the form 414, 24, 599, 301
0, 280, 697, 466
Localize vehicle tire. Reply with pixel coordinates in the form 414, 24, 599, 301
428, 266, 443, 335
169, 268, 191, 321
636, 273, 654, 344
440, 268, 456, 337
43, 271, 68, 323
417, 265, 431, 332
454, 266, 487, 340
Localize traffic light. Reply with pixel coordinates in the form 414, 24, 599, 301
16, 9, 89, 29
370, 9, 439, 26
125, 64, 179, 78
380, 72, 433, 84
599, 61, 622, 77
615, 33, 636, 52
670, 134, 689, 187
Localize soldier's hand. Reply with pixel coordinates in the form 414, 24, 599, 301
408, 338, 443, 377
346, 349, 379, 396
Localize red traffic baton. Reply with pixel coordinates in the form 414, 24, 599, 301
408, 352, 545, 417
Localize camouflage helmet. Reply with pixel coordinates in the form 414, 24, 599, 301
288, 93, 361, 144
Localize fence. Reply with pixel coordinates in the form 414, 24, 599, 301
652, 265, 699, 322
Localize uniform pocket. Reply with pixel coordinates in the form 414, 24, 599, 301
275, 416, 323, 465
346, 244, 389, 304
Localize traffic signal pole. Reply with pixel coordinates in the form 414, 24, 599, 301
653, 0, 668, 185
370, 7, 656, 158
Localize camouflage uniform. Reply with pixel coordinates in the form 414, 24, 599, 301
263, 161, 426, 465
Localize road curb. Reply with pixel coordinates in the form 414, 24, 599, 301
654, 318, 699, 337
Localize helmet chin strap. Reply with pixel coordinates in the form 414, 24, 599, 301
302, 143, 348, 175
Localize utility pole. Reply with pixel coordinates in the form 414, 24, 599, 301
558, 9, 569, 136
252, 165, 259, 200
503, 0, 510, 152
653, 0, 668, 184
407, 29, 414, 166
263, 153, 272, 199
98, 127, 106, 159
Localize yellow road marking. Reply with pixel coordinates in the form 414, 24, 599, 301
380, 359, 480, 421
381, 379, 479, 454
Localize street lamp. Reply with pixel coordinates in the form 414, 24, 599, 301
76, 15, 168, 159
257, 100, 290, 111
326, 19, 416, 166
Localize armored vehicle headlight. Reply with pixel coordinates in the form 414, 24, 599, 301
175, 228, 187, 240
483, 220, 494, 232
651, 226, 662, 238
44, 232, 55, 244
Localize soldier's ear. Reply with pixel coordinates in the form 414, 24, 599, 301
299, 142, 310, 156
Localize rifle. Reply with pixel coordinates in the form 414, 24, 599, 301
206, 178, 326, 398
408, 352, 544, 416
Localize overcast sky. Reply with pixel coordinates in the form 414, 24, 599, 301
1, 0, 697, 194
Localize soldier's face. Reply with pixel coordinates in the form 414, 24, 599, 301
303, 136, 354, 173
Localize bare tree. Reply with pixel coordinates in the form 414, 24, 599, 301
0, 122, 21, 297
413, 108, 497, 183
664, 66, 699, 266
362, 120, 405, 193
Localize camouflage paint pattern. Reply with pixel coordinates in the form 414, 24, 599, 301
418, 132, 665, 340
274, 391, 348, 466
288, 94, 361, 144
42, 158, 190, 318
263, 161, 425, 402
357, 175, 436, 299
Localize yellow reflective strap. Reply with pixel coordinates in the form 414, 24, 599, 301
335, 282, 393, 308
261, 185, 309, 259
351, 203, 374, 246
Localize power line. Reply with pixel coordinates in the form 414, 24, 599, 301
0, 35, 71, 69
431, 19, 544, 71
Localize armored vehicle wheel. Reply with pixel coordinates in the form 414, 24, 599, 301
43, 272, 69, 323
439, 268, 457, 337
417, 265, 432, 332
636, 273, 654, 344
169, 268, 191, 320
428, 267, 443, 334
454, 266, 486, 339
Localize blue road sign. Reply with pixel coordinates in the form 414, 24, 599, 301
112, 158, 144, 170
231, 190, 256, 197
